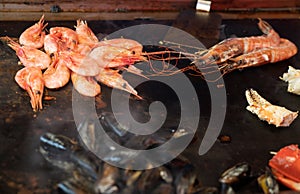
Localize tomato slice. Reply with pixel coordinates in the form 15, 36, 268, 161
269, 144, 300, 183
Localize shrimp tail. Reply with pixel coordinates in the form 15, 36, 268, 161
5, 36, 20, 51
37, 14, 48, 31
5, 38, 28, 60
26, 87, 43, 111
258, 18, 273, 35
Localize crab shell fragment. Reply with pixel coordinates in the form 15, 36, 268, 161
281, 66, 300, 95
269, 144, 300, 191
245, 89, 298, 127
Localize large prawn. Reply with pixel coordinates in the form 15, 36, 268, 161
196, 18, 281, 66
193, 19, 297, 77
143, 19, 297, 79
216, 38, 297, 75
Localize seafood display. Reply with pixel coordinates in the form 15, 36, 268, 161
281, 66, 300, 95
245, 88, 298, 127
269, 144, 300, 191
2, 14, 300, 194
5, 16, 299, 112
6, 15, 146, 111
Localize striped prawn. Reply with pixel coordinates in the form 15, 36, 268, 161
142, 19, 297, 78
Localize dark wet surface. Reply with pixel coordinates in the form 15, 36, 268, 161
0, 10, 300, 193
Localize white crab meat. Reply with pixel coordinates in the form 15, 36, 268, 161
281, 66, 300, 95
245, 89, 298, 127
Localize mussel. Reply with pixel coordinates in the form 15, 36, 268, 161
39, 128, 201, 194
39, 133, 101, 184
219, 162, 252, 194
257, 167, 279, 194
219, 162, 251, 185
95, 163, 120, 194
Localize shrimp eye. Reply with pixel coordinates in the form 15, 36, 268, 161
35, 90, 41, 95
131, 51, 136, 55
211, 54, 220, 61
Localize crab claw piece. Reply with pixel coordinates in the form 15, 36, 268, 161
245, 88, 298, 127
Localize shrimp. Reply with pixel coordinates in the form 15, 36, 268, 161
71, 72, 101, 97
245, 88, 298, 127
50, 27, 78, 51
97, 38, 144, 56
197, 18, 281, 66
75, 43, 93, 55
75, 20, 98, 45
15, 66, 44, 111
216, 38, 298, 74
43, 54, 71, 89
89, 44, 146, 68
63, 51, 101, 76
7, 38, 51, 70
19, 15, 47, 49
94, 68, 141, 99
44, 34, 60, 56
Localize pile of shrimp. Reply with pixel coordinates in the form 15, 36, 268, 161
5, 15, 146, 111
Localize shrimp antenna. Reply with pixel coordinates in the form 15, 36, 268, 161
161, 40, 207, 51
